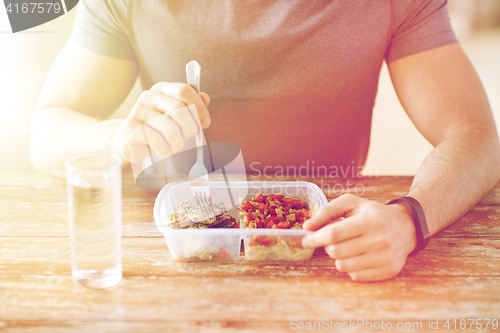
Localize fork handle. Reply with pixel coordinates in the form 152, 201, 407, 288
195, 133, 204, 164
186, 61, 205, 165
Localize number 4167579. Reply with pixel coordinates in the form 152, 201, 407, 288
6, 2, 62, 14
444, 319, 498, 330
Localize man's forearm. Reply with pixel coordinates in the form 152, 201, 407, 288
30, 107, 124, 178
407, 128, 500, 235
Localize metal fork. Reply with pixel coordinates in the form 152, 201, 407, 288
194, 192, 216, 217
186, 61, 210, 199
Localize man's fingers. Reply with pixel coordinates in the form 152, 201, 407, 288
127, 107, 186, 155
138, 115, 189, 156
151, 82, 211, 129
322, 233, 390, 259
122, 84, 211, 163
303, 194, 363, 231
146, 115, 185, 153
129, 93, 203, 154
136, 92, 184, 119
130, 123, 170, 156
333, 249, 391, 273
166, 105, 201, 140
200, 92, 210, 107
348, 265, 401, 282
136, 91, 201, 132
302, 213, 366, 249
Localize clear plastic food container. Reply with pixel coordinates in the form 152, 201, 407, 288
154, 180, 244, 261
154, 181, 328, 261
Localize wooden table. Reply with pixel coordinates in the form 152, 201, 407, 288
1, 174, 499, 332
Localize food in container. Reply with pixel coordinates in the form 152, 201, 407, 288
169, 200, 238, 229
243, 233, 314, 261
238, 192, 318, 229
239, 191, 322, 261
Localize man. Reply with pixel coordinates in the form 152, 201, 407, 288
30, 0, 500, 281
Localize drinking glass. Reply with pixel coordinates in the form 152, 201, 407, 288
65, 153, 122, 289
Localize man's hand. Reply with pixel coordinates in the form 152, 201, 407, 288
302, 194, 417, 282
117, 82, 211, 163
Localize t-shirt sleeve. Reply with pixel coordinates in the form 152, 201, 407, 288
385, 0, 458, 63
69, 0, 136, 60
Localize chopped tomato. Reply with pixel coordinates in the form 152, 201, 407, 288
239, 201, 253, 212
283, 197, 298, 206
277, 222, 289, 229
254, 193, 265, 203
266, 216, 278, 224
272, 194, 284, 201
242, 193, 311, 230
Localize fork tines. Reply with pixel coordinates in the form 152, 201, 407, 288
195, 192, 216, 216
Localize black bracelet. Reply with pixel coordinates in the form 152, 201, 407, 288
387, 196, 430, 255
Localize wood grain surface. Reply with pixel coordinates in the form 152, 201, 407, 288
0, 174, 499, 333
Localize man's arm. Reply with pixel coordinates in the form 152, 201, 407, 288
30, 40, 211, 177
30, 40, 139, 177
388, 43, 500, 234
302, 43, 500, 281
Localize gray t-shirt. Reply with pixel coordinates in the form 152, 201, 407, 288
70, 0, 457, 174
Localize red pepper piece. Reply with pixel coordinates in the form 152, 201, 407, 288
254, 193, 265, 203
283, 197, 298, 206
272, 194, 284, 201
277, 222, 288, 229
266, 216, 278, 224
